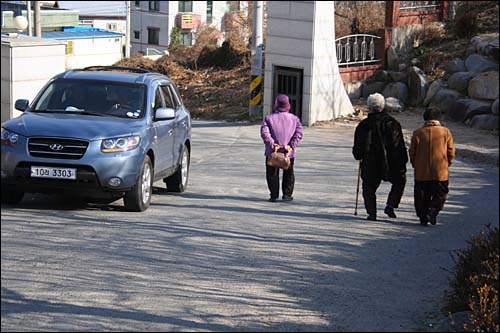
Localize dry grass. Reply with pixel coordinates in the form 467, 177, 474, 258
445, 226, 499, 332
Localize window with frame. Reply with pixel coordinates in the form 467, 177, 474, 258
133, 30, 140, 39
160, 86, 176, 109
147, 27, 160, 45
178, 1, 193, 12
168, 86, 181, 108
153, 87, 164, 112
149, 1, 160, 11
180, 32, 192, 46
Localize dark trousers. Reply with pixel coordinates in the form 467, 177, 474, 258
266, 158, 295, 199
362, 173, 406, 216
414, 180, 449, 218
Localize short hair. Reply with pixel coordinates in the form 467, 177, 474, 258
367, 93, 385, 112
423, 107, 441, 121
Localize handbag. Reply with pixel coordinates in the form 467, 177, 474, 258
267, 146, 291, 170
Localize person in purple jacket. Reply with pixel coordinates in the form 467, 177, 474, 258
260, 94, 304, 202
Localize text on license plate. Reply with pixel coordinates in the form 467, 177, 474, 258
30, 166, 77, 180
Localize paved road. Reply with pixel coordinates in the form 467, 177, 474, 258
1, 120, 498, 332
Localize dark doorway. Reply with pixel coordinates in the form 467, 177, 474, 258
273, 66, 303, 121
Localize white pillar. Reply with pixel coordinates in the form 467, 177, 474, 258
263, 1, 353, 126
26, 1, 32, 37
125, 1, 131, 58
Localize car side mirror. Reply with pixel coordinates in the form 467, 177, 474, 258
15, 99, 29, 112
154, 107, 175, 121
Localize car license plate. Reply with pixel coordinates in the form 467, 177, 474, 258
30, 166, 77, 180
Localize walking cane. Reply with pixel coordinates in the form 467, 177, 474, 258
354, 161, 361, 215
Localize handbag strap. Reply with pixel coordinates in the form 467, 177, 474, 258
273, 145, 290, 157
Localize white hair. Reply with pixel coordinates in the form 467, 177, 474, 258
367, 93, 385, 112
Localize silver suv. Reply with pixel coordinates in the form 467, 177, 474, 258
1, 66, 191, 211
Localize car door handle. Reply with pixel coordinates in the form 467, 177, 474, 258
168, 129, 174, 136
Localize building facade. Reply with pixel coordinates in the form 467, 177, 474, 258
42, 26, 125, 69
131, 1, 248, 55
79, 15, 127, 35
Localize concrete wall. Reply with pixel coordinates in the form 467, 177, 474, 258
65, 36, 124, 69
1, 36, 65, 123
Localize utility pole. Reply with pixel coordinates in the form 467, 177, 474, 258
249, 1, 264, 118
26, 1, 32, 36
34, 1, 41, 37
125, 1, 131, 58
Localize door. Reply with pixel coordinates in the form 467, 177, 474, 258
273, 66, 303, 121
160, 84, 188, 167
152, 84, 176, 176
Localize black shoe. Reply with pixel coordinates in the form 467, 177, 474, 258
419, 216, 429, 226
428, 211, 437, 225
367, 215, 377, 221
268, 197, 277, 202
282, 196, 293, 202
384, 206, 397, 218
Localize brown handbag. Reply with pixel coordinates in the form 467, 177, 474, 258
267, 146, 291, 170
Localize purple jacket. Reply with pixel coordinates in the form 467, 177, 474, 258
260, 111, 303, 158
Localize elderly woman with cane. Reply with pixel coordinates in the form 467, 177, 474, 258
352, 93, 408, 221
261, 94, 303, 202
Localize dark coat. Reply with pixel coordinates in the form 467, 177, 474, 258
353, 112, 408, 181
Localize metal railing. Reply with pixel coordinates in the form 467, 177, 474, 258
399, 1, 440, 11
335, 34, 382, 67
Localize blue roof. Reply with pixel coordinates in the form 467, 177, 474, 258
42, 26, 124, 40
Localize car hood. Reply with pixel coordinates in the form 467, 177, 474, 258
3, 112, 146, 140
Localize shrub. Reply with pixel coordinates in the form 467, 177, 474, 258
169, 27, 182, 51
445, 225, 499, 332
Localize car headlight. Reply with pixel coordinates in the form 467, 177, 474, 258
1, 128, 19, 146
101, 135, 140, 153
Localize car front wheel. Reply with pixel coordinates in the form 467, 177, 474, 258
165, 144, 189, 193
124, 155, 153, 212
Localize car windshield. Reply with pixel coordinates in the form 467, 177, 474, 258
31, 79, 147, 119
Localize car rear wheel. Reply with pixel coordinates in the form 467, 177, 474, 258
165, 144, 189, 193
1, 184, 24, 204
124, 155, 153, 212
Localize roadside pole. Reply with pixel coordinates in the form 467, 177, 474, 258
249, 1, 264, 118
26, 1, 32, 36
34, 1, 41, 37
125, 1, 131, 58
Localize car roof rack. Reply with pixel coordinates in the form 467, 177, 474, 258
80, 66, 152, 74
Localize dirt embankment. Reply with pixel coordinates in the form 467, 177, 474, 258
115, 41, 251, 121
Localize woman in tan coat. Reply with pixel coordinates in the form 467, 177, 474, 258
409, 108, 455, 226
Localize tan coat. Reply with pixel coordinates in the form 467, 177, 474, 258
409, 121, 455, 181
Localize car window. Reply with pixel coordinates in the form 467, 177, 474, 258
153, 87, 165, 112
167, 85, 180, 108
30, 79, 146, 119
170, 84, 183, 107
160, 85, 176, 109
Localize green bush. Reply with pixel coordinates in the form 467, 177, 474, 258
445, 225, 499, 332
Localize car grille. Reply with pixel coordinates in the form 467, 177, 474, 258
28, 137, 89, 160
